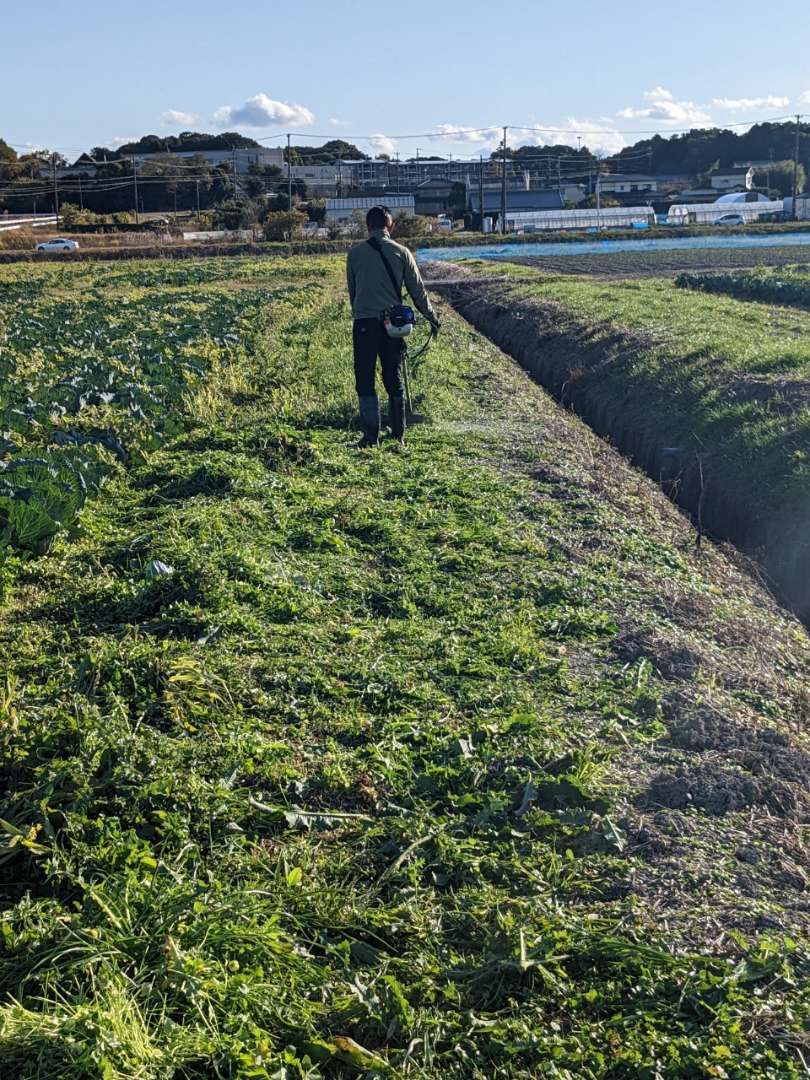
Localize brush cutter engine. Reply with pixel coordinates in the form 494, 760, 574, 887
382, 303, 416, 339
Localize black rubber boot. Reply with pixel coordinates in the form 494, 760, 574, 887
388, 393, 406, 443
357, 394, 380, 448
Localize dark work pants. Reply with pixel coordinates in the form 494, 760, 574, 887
353, 318, 405, 398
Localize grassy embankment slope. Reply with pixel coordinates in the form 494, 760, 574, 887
0, 255, 809, 1078
438, 260, 810, 619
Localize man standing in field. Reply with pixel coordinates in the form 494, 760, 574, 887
346, 205, 440, 447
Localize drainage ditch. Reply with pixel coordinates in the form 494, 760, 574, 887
430, 277, 810, 623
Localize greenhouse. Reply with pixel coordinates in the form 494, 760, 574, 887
505, 206, 656, 232
667, 200, 784, 225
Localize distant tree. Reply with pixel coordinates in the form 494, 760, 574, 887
579, 194, 620, 209
288, 139, 368, 164
754, 160, 806, 198
0, 139, 19, 182
60, 203, 111, 227
449, 182, 467, 217
116, 132, 261, 157
212, 198, 258, 230
391, 211, 428, 238
263, 209, 307, 240
244, 163, 284, 197
307, 199, 326, 223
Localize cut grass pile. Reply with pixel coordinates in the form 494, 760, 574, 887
677, 264, 810, 309
0, 255, 809, 1078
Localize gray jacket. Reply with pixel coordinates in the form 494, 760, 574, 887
347, 229, 436, 322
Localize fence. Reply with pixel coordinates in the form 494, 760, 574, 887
0, 214, 57, 232
505, 206, 656, 232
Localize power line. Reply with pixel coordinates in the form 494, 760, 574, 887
4, 108, 804, 161
253, 111, 800, 144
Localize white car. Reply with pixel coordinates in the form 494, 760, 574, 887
35, 237, 80, 252
714, 213, 745, 226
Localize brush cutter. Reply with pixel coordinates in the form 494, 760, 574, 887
402, 321, 436, 422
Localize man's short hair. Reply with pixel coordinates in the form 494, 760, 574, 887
366, 205, 392, 230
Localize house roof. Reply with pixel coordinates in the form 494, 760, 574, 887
416, 177, 454, 190
712, 165, 754, 176
597, 173, 658, 183
471, 189, 564, 212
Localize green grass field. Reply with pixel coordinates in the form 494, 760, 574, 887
1, 255, 809, 1078
676, 264, 810, 308
440, 260, 810, 613
484, 267, 810, 502
453, 244, 810, 278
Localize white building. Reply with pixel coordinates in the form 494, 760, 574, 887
597, 173, 659, 194
338, 157, 502, 190
710, 166, 754, 191
289, 164, 338, 196
325, 194, 415, 223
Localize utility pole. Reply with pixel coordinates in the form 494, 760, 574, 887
51, 154, 59, 223
78, 173, 84, 211
287, 133, 292, 209
501, 126, 508, 234
479, 153, 484, 232
132, 157, 140, 225
792, 114, 801, 221
196, 179, 201, 223
232, 145, 238, 195
596, 174, 601, 229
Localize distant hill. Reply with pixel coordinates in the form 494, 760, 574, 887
615, 121, 810, 177
492, 120, 810, 185
89, 132, 263, 163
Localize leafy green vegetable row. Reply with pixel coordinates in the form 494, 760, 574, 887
0, 264, 309, 558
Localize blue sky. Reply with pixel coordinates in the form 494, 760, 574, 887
3, 0, 809, 161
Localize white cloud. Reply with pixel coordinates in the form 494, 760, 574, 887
111, 136, 138, 146
162, 109, 199, 126
328, 117, 351, 127
214, 94, 315, 129
369, 133, 397, 156
618, 87, 710, 126
800, 91, 810, 104
515, 119, 626, 157
429, 123, 499, 144
711, 96, 789, 111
